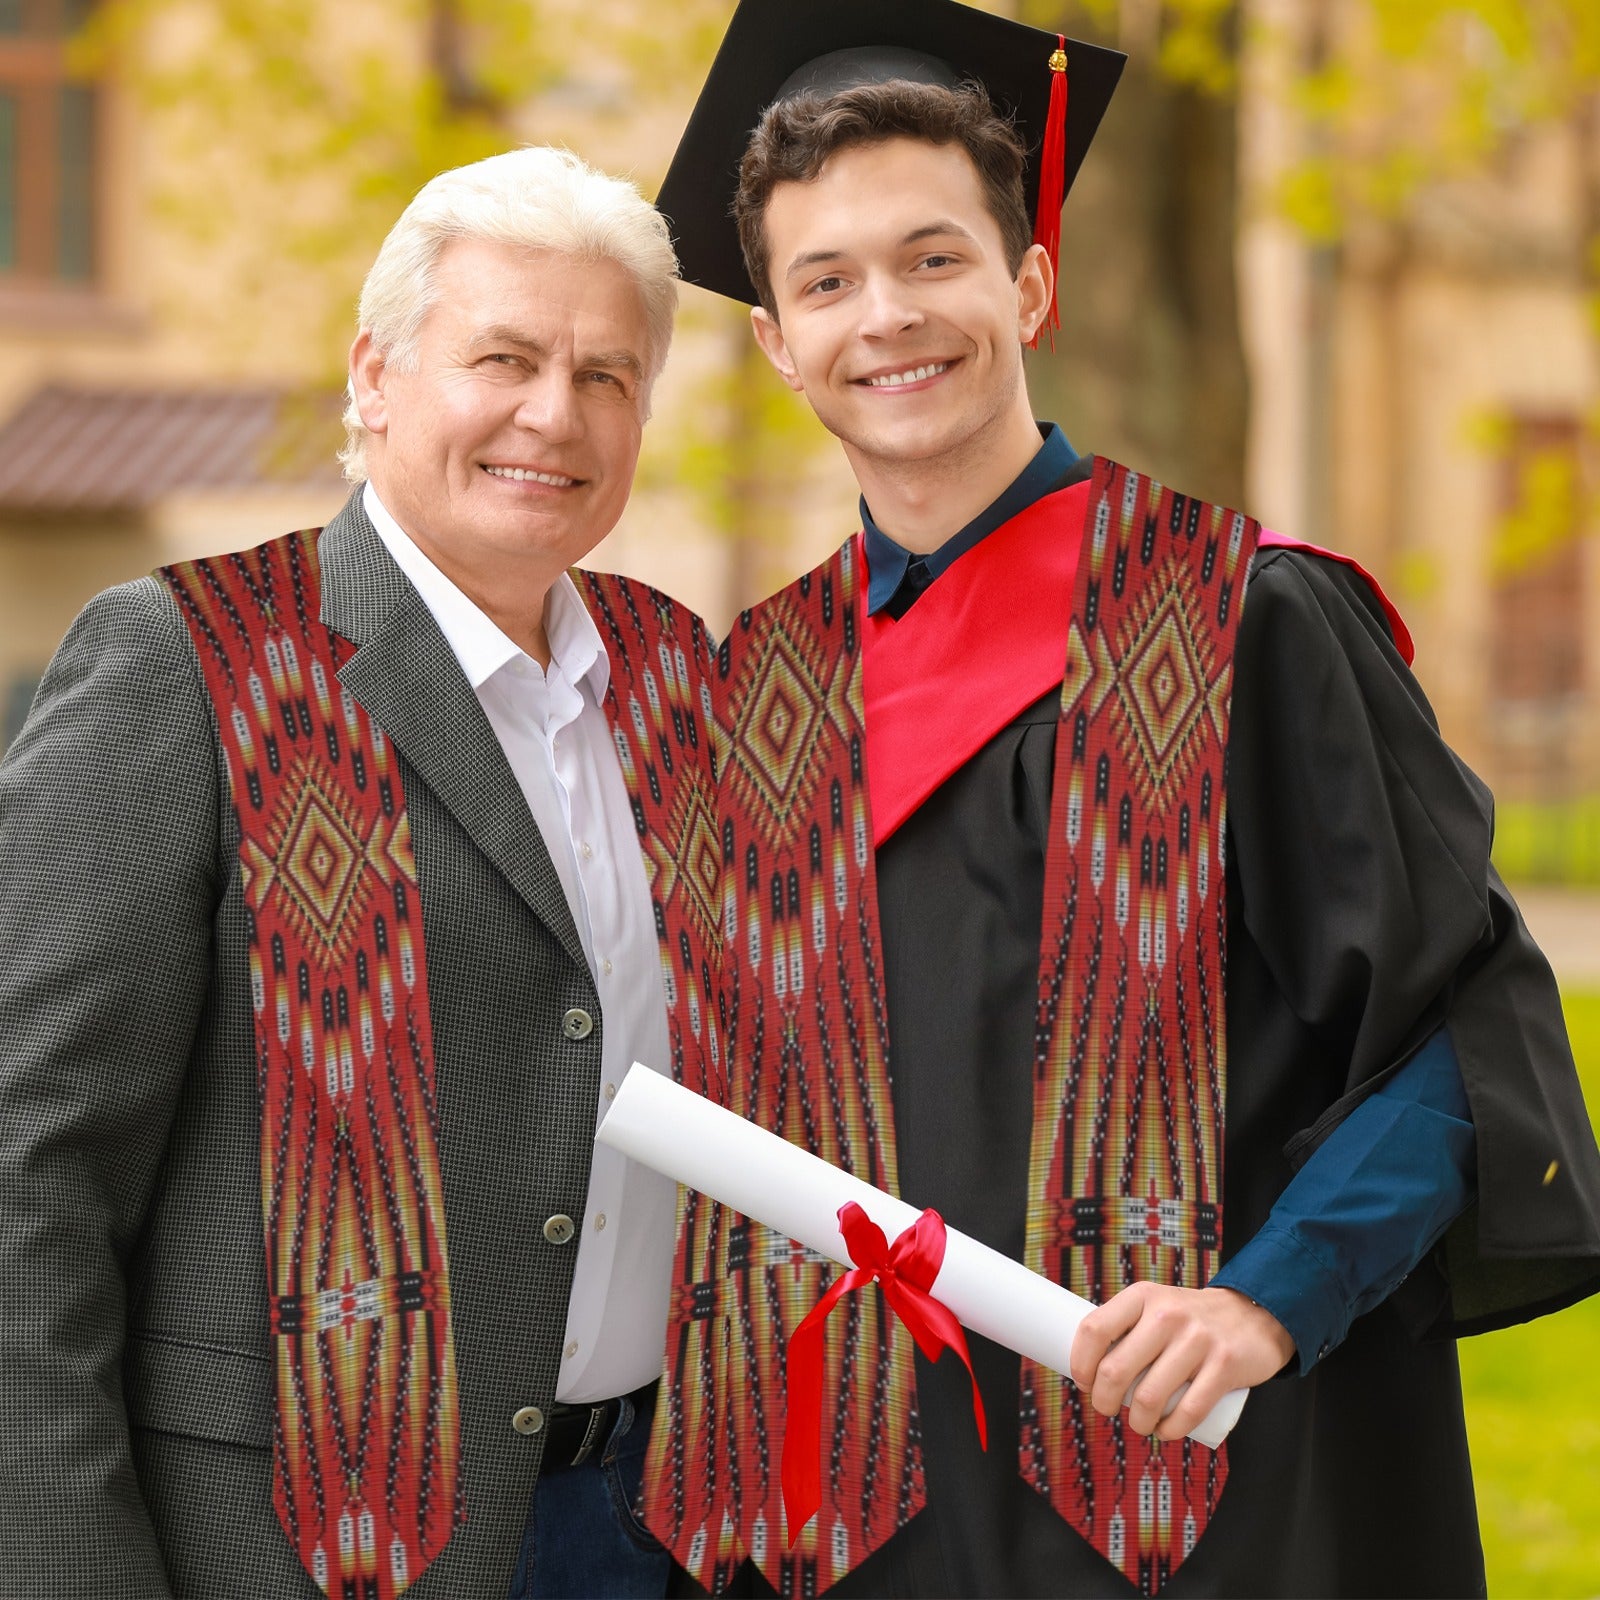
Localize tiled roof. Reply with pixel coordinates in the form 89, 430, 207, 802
0, 385, 347, 512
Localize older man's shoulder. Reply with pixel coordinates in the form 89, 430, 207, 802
48, 573, 201, 696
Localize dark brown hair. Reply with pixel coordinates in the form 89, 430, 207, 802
735, 79, 1032, 315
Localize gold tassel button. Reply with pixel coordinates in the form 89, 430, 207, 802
1049, 47, 1069, 72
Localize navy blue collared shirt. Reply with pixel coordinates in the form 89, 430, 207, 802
863, 423, 1083, 618
861, 420, 1477, 1368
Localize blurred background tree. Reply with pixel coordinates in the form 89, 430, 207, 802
1023, 0, 1252, 508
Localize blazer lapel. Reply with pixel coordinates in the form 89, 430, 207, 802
316, 492, 588, 973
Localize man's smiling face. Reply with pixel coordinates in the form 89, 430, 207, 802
354, 236, 651, 589
751, 136, 1042, 475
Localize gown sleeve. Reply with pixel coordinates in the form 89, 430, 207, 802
1225, 548, 1600, 1336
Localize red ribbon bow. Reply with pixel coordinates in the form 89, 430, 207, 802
781, 1202, 988, 1543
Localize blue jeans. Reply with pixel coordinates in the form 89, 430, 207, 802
509, 1391, 671, 1599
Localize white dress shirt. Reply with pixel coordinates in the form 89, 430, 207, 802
364, 483, 676, 1403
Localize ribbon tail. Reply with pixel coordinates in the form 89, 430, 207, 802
781, 1268, 868, 1543
883, 1279, 989, 1453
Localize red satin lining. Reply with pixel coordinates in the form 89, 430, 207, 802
781, 1204, 986, 1544
859, 494, 1414, 848
1256, 530, 1415, 664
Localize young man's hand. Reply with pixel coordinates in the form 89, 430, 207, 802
1069, 1284, 1296, 1442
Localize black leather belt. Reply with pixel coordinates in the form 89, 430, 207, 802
544, 1379, 658, 1469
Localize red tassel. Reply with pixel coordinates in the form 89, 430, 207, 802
1029, 37, 1069, 352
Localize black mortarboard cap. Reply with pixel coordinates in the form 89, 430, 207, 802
658, 0, 1127, 309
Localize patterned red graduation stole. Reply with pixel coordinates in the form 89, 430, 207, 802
642, 549, 925, 1595
574, 572, 743, 1580
1022, 462, 1257, 1593
163, 532, 462, 1598
641, 461, 1255, 1595
576, 570, 724, 1111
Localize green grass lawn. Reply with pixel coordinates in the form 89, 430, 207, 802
1460, 989, 1600, 1597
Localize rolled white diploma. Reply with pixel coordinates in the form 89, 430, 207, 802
598, 1063, 1245, 1449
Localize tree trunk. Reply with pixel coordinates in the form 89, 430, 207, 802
1027, 9, 1251, 510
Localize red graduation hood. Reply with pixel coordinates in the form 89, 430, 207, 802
859, 483, 1413, 847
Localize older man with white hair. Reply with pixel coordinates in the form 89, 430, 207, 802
0, 146, 710, 1599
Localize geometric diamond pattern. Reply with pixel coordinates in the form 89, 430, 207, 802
266, 754, 375, 969
725, 595, 835, 850
1110, 556, 1222, 817
1061, 617, 1116, 725
657, 771, 724, 953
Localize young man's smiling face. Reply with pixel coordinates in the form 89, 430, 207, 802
751, 135, 1050, 478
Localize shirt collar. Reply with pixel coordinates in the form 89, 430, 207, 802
862, 422, 1078, 616
362, 481, 609, 701
543, 569, 609, 702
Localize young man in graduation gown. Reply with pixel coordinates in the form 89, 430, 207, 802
636, 2, 1600, 1596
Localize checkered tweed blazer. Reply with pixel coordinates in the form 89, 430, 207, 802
0, 495, 634, 1597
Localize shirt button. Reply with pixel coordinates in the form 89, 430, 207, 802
603, 1083, 617, 1102
601, 958, 613, 976
564, 1341, 579, 1360
581, 841, 594, 859
594, 1213, 607, 1232
544, 1214, 576, 1246
511, 1405, 545, 1436
561, 1007, 593, 1040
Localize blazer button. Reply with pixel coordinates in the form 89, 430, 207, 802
543, 1214, 576, 1246
561, 1007, 594, 1041
511, 1405, 545, 1436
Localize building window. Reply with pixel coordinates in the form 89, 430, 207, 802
0, 0, 97, 284
1489, 416, 1589, 707
1486, 412, 1594, 835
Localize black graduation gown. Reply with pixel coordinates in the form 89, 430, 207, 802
707, 543, 1600, 1599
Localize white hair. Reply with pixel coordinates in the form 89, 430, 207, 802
340, 145, 679, 482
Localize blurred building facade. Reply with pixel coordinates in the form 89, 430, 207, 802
0, 0, 350, 743
0, 0, 853, 749
1239, 0, 1600, 871
4, 0, 1598, 874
